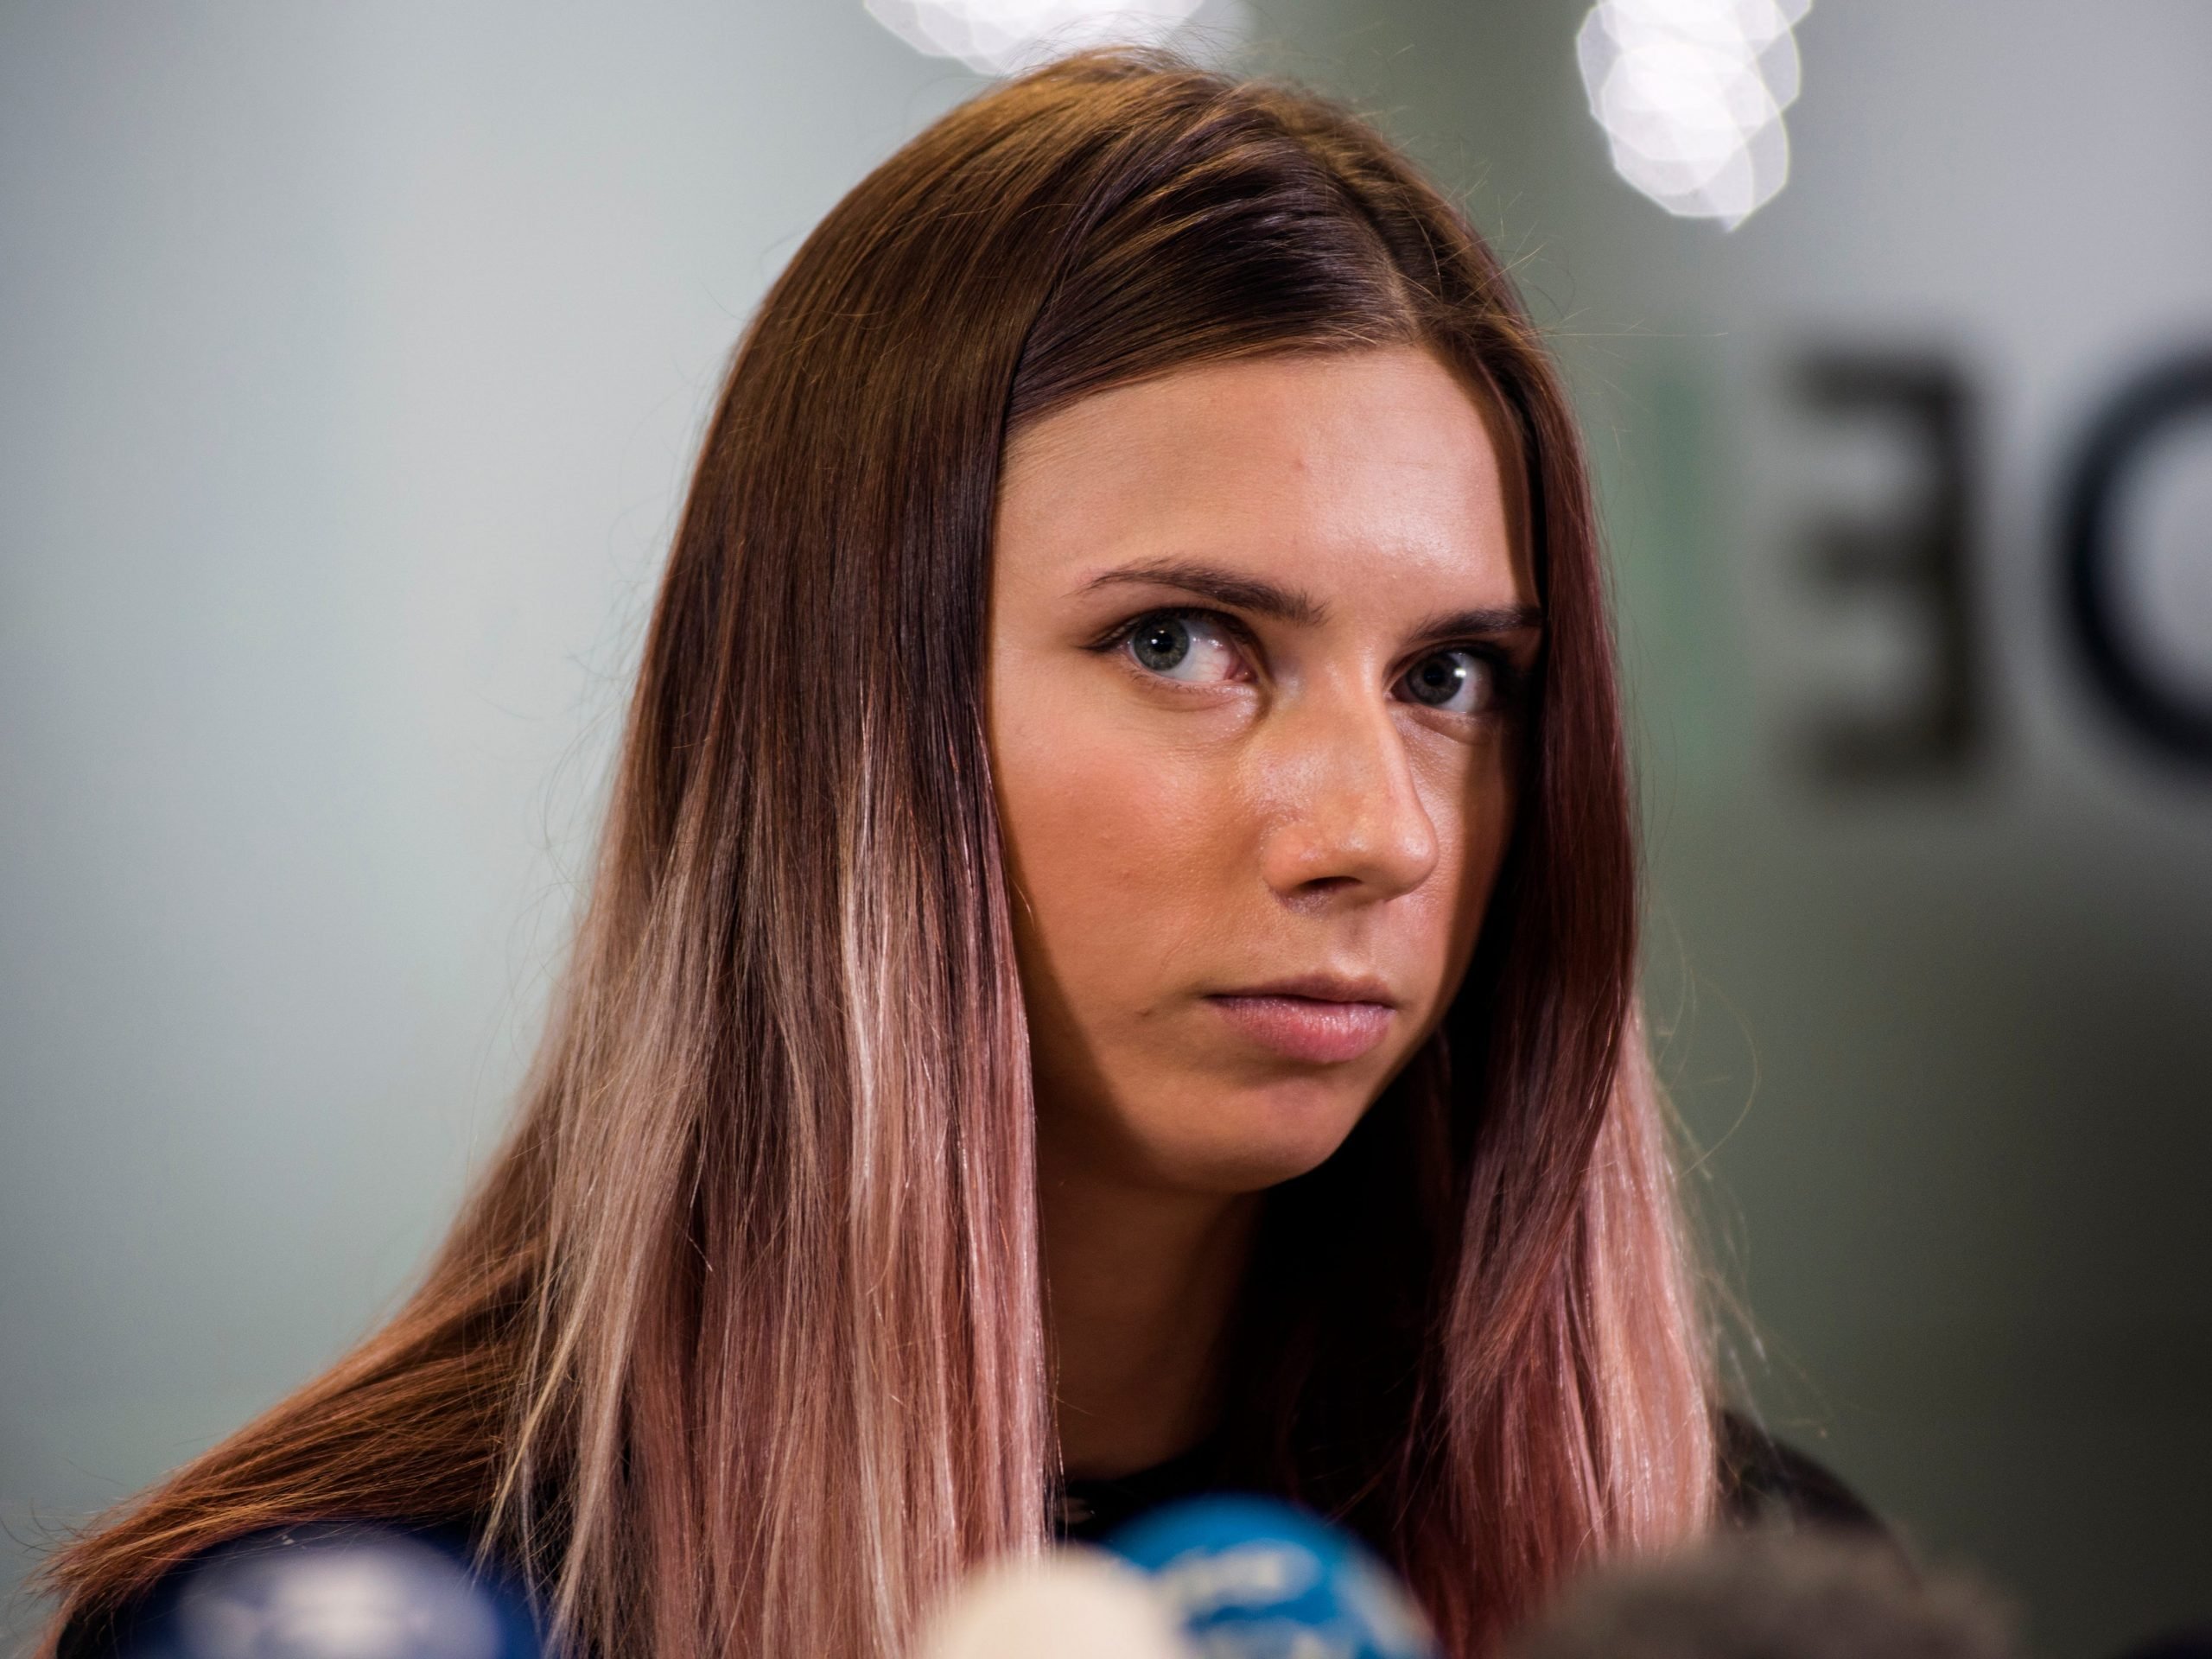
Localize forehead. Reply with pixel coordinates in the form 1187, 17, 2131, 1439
995, 346, 1529, 603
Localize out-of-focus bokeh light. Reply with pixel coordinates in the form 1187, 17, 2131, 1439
864, 0, 1208, 75
1575, 0, 1810, 228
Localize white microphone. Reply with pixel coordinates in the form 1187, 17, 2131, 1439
913, 1547, 1198, 1659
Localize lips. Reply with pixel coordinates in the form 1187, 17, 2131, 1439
1204, 976, 1398, 1065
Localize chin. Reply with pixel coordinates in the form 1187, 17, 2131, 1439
1142, 1080, 1370, 1194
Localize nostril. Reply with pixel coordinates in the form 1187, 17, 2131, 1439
1281, 874, 1359, 915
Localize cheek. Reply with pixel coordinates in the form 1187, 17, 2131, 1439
990, 683, 1236, 1016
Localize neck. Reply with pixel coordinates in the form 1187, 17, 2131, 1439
1037, 1142, 1262, 1480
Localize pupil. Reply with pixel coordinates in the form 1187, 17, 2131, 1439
1410, 655, 1466, 706
1133, 617, 1191, 672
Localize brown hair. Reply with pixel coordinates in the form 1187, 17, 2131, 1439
39, 46, 1713, 1658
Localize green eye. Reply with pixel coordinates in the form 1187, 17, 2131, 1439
1122, 611, 1243, 683
1131, 615, 1192, 672
1398, 649, 1489, 712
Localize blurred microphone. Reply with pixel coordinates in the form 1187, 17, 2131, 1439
2107, 1635, 2212, 1659
912, 1549, 1197, 1659
114, 1522, 541, 1659
1107, 1494, 1440, 1659
1500, 1529, 2017, 1659
917, 1494, 1438, 1659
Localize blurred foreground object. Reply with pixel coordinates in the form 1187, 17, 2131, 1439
1109, 1495, 1440, 1659
913, 1548, 1195, 1659
2108, 1634, 2212, 1659
1503, 1529, 2014, 1659
95, 1525, 539, 1659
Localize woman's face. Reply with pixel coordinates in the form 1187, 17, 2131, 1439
987, 345, 1538, 1198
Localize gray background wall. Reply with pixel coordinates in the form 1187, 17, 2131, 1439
4, 5, 2207, 1656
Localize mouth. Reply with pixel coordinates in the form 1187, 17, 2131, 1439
1203, 976, 1399, 1065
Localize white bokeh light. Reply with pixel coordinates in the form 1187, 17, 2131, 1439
865, 0, 1211, 77
1576, 0, 1810, 228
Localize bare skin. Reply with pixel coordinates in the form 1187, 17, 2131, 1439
986, 345, 1536, 1478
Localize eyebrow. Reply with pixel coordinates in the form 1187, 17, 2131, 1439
1407, 603, 1545, 642
1080, 557, 1326, 627
1079, 556, 1544, 639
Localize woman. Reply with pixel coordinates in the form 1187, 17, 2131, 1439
40, 45, 1876, 1659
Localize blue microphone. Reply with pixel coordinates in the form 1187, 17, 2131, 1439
1105, 1494, 1439, 1659
103, 1522, 542, 1659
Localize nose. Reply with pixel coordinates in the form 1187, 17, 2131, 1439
1256, 680, 1440, 906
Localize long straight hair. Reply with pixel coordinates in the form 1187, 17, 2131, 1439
41, 48, 1713, 1658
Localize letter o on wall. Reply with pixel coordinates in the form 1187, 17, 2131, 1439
2063, 353, 2212, 767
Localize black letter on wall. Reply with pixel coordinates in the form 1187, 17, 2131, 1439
2062, 353, 2212, 768
1795, 354, 1983, 782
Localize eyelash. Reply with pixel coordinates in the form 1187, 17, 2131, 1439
1090, 607, 1523, 713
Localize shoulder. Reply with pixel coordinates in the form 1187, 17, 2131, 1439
1715, 1408, 1898, 1548
52, 1521, 541, 1659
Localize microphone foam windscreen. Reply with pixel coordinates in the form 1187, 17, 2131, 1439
1503, 1529, 2018, 1659
913, 1548, 1197, 1659
1107, 1494, 1439, 1659
120, 1523, 541, 1659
